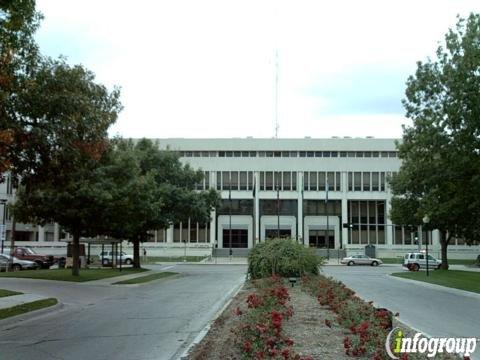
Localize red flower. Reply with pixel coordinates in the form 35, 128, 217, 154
243, 341, 252, 353
271, 311, 283, 331
284, 337, 294, 346
247, 293, 264, 308
281, 348, 290, 359
234, 307, 243, 316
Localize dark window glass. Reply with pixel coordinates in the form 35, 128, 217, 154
340, 151, 347, 157
241, 151, 249, 157
299, 151, 306, 157
282, 151, 290, 157
372, 151, 379, 157
225, 151, 233, 157
283, 172, 291, 191
249, 151, 257, 157
239, 172, 248, 190
266, 172, 273, 190
347, 151, 355, 157
259, 151, 266, 157
309, 172, 317, 191
219, 151, 225, 157
363, 172, 370, 191
260, 172, 265, 190
356, 151, 364, 158
274, 151, 281, 157
331, 151, 338, 157
323, 151, 331, 157
290, 151, 298, 157
354, 172, 361, 191
266, 151, 273, 157
307, 151, 314, 157
364, 151, 371, 157
315, 151, 322, 157
318, 172, 325, 191
233, 151, 241, 157
292, 172, 297, 190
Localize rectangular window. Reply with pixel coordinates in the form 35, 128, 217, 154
274, 172, 281, 190
204, 171, 210, 189
266, 172, 273, 191
241, 151, 249, 157
363, 172, 370, 191
290, 151, 298, 157
274, 151, 281, 158
381, 172, 386, 191
266, 151, 273, 157
372, 172, 379, 191
309, 172, 317, 191
291, 172, 297, 190
307, 151, 314, 157
335, 172, 341, 191
299, 151, 306, 157
216, 172, 222, 190
356, 151, 364, 158
259, 151, 266, 157
381, 151, 389, 158
372, 151, 379, 158
219, 151, 225, 157
249, 151, 257, 157
281, 151, 290, 157
315, 151, 322, 157
347, 151, 355, 157
225, 151, 233, 157
222, 171, 230, 190
364, 151, 372, 157
304, 172, 309, 191
348, 172, 353, 191
248, 171, 253, 191
240, 171, 248, 190
260, 172, 265, 191
395, 226, 403, 245
340, 151, 347, 157
283, 172, 291, 191
331, 151, 338, 157
327, 172, 334, 191
354, 172, 361, 191
318, 172, 325, 191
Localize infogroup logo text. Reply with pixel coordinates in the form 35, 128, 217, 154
385, 328, 477, 359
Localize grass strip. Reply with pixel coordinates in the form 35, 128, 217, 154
0, 298, 58, 320
113, 271, 178, 284
391, 269, 480, 294
0, 268, 148, 282
0, 289, 22, 298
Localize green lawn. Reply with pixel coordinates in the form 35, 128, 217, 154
0, 268, 148, 282
0, 289, 22, 298
391, 270, 480, 294
380, 258, 404, 264
142, 256, 207, 264
113, 271, 178, 284
0, 298, 58, 320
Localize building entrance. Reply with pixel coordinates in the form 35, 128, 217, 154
222, 229, 248, 248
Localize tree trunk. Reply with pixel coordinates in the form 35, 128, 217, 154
8, 216, 16, 271
72, 232, 80, 276
133, 239, 140, 268
440, 232, 450, 270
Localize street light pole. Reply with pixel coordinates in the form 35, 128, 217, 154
276, 182, 280, 239
229, 172, 232, 259
423, 215, 430, 276
0, 199, 6, 254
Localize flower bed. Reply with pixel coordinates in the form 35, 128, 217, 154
233, 275, 313, 359
302, 274, 395, 359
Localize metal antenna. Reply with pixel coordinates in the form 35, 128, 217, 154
274, 49, 279, 138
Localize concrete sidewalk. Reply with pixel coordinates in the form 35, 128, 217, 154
0, 293, 50, 310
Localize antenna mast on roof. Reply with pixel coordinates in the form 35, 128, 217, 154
274, 49, 279, 138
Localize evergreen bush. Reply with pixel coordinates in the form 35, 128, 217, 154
247, 238, 324, 279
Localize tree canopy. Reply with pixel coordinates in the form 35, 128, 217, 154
390, 13, 480, 269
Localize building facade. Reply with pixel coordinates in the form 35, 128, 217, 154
1, 137, 478, 258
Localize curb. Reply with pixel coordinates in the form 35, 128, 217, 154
112, 272, 182, 286
177, 278, 246, 359
0, 299, 63, 328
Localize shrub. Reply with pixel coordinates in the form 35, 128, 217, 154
248, 238, 323, 279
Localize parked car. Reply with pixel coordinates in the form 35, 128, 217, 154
0, 254, 39, 271
10, 247, 58, 269
403, 252, 442, 271
100, 251, 134, 265
341, 254, 383, 266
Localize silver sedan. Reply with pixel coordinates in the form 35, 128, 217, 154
341, 254, 383, 266
0, 254, 39, 271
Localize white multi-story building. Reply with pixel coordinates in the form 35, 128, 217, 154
0, 137, 478, 258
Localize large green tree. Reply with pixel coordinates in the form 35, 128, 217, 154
12, 57, 122, 275
390, 13, 480, 269
105, 139, 220, 268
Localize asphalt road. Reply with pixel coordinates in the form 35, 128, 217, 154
322, 265, 480, 341
0, 264, 247, 360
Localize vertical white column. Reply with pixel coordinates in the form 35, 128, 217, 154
297, 171, 303, 243
154, 230, 158, 243
54, 223, 60, 242
386, 196, 393, 245
38, 225, 45, 242
166, 225, 174, 243
341, 198, 348, 248
209, 209, 216, 244
255, 171, 260, 243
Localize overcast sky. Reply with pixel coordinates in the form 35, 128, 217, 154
35, 0, 480, 139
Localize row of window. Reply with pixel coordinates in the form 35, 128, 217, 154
148, 222, 211, 243
179, 150, 399, 158
302, 172, 341, 191
347, 172, 393, 192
